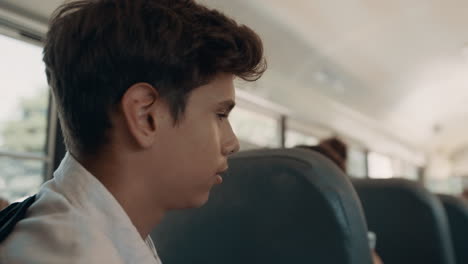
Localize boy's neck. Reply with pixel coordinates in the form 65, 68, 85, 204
77, 151, 166, 239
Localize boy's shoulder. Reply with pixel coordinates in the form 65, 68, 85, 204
0, 185, 123, 264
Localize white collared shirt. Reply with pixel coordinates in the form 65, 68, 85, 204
0, 153, 162, 264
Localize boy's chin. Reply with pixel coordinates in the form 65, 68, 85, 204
190, 192, 212, 208
173, 191, 211, 210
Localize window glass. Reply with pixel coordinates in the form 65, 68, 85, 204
229, 107, 281, 149
393, 158, 420, 180
426, 177, 462, 195
0, 34, 49, 202
0, 157, 44, 202
285, 130, 319, 148
347, 147, 367, 178
238, 140, 261, 151
368, 152, 393, 179
0, 34, 49, 154
403, 163, 420, 180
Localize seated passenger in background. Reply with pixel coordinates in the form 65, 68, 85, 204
0, 0, 266, 263
297, 137, 348, 172
297, 137, 384, 264
461, 189, 468, 201
0, 197, 8, 211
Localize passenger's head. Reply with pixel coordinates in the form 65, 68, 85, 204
44, 0, 266, 208
0, 197, 9, 211
297, 144, 347, 172
462, 189, 468, 201
320, 137, 347, 162
297, 137, 348, 173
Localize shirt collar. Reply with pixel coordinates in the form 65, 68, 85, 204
52, 152, 160, 263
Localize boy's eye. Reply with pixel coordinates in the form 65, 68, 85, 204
217, 113, 228, 121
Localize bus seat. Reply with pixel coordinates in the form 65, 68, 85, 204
438, 194, 468, 264
151, 148, 373, 264
353, 179, 455, 264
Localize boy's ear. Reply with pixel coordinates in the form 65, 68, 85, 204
120, 83, 159, 148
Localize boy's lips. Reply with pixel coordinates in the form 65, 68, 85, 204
216, 165, 229, 175
215, 166, 228, 184
215, 174, 223, 184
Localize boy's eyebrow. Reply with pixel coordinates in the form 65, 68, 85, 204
217, 99, 236, 112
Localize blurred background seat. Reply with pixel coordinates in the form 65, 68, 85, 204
353, 178, 455, 264
438, 194, 468, 264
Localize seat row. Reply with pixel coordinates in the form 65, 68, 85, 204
151, 148, 468, 264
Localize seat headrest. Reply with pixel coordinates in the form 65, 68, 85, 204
353, 178, 455, 264
438, 194, 468, 264
152, 148, 372, 264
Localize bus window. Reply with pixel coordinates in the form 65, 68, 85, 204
347, 147, 367, 178
393, 158, 420, 181
426, 177, 463, 195
0, 33, 51, 201
285, 130, 319, 148
229, 106, 281, 149
284, 118, 326, 148
404, 163, 420, 181
368, 152, 393, 179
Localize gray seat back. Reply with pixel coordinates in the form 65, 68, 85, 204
151, 149, 373, 264
353, 179, 455, 264
438, 194, 468, 264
